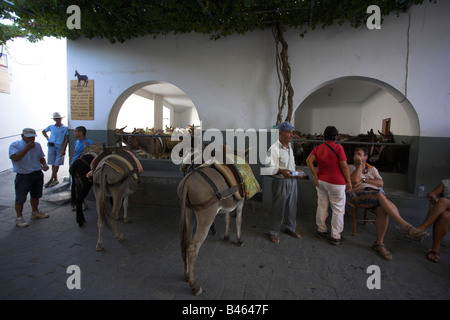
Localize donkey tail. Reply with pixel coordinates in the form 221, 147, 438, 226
179, 179, 190, 263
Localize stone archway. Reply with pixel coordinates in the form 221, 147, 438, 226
106, 81, 200, 205
106, 81, 200, 148
108, 81, 200, 133
293, 76, 420, 191
294, 76, 419, 136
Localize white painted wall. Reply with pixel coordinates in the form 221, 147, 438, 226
0, 37, 67, 172
296, 89, 419, 137
295, 101, 362, 135
361, 90, 419, 136
117, 94, 154, 130
173, 107, 200, 128
67, 31, 277, 132
288, 1, 450, 138
66, 1, 450, 139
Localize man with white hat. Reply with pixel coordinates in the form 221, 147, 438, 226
42, 112, 69, 188
9, 128, 50, 227
264, 121, 304, 243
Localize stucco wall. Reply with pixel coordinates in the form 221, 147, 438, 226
67, 31, 277, 131
287, 1, 449, 138
361, 90, 419, 136
67, 1, 449, 137
65, 1, 450, 191
0, 37, 67, 172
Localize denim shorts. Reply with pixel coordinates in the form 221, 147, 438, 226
47, 145, 65, 166
15, 171, 44, 204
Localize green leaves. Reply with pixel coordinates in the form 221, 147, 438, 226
0, 0, 428, 44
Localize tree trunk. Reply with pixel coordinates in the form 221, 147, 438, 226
272, 22, 294, 125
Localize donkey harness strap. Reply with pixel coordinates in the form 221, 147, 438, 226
104, 160, 125, 176
185, 167, 238, 211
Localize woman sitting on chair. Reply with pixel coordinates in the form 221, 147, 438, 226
348, 147, 427, 261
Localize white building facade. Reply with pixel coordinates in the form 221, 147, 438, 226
64, 1, 449, 192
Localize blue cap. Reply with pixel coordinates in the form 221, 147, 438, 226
276, 121, 294, 131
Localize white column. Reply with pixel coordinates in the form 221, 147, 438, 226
154, 94, 163, 130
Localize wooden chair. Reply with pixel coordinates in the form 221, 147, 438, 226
345, 200, 376, 236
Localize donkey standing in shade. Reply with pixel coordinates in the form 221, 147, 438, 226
178, 146, 260, 295
178, 167, 245, 295
92, 149, 141, 251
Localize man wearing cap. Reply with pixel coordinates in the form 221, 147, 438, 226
264, 121, 304, 243
9, 128, 50, 227
42, 112, 69, 188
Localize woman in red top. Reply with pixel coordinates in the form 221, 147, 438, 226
306, 126, 352, 245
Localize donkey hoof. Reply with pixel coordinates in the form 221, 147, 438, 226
124, 217, 130, 223
224, 235, 230, 242
236, 239, 244, 247
192, 286, 203, 296
96, 244, 103, 251
117, 235, 126, 242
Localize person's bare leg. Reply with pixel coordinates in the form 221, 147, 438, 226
30, 198, 39, 213
374, 207, 389, 244
372, 207, 393, 259
427, 211, 450, 263
51, 165, 59, 181
377, 193, 426, 238
418, 198, 450, 231
377, 193, 409, 229
15, 203, 24, 218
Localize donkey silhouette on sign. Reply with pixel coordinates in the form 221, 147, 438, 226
75, 70, 88, 86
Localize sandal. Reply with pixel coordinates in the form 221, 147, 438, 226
283, 229, 301, 239
426, 250, 440, 263
372, 242, 393, 261
405, 224, 428, 241
269, 234, 280, 243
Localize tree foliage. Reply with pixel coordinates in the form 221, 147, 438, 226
1, 0, 429, 45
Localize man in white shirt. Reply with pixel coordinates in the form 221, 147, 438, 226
9, 128, 50, 227
264, 121, 304, 243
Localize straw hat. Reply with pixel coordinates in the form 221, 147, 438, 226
52, 112, 64, 119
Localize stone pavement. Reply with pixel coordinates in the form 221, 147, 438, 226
0, 166, 449, 303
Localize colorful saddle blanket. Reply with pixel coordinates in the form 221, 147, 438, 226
212, 154, 261, 200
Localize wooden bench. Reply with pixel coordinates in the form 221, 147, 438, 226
345, 200, 376, 236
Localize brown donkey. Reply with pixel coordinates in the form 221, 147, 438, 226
178, 165, 245, 295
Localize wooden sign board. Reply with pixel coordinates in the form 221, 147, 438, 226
70, 80, 94, 120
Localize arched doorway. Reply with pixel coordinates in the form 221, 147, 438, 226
106, 81, 200, 159
105, 81, 200, 205
294, 76, 420, 191
108, 81, 200, 133
294, 76, 419, 136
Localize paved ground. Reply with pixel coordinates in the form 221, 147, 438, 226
1, 165, 449, 304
